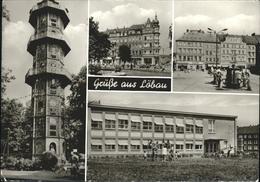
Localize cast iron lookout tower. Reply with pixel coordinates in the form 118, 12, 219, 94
25, 0, 71, 159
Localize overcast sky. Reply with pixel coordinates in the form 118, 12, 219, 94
174, 0, 260, 39
2, 0, 88, 103
89, 92, 259, 127
89, 0, 172, 54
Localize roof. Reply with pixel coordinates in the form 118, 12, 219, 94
89, 104, 237, 120
237, 125, 259, 134
242, 35, 260, 45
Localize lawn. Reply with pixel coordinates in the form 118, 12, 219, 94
87, 157, 259, 182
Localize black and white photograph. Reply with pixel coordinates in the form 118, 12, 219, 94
87, 92, 259, 181
88, 0, 172, 77
1, 0, 87, 181
173, 0, 260, 93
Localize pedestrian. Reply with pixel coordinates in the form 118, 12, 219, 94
143, 150, 147, 160
245, 69, 252, 91
169, 146, 174, 161
162, 144, 167, 162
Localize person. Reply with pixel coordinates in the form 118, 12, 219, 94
162, 144, 167, 162
245, 69, 252, 91
143, 150, 147, 160
169, 146, 174, 161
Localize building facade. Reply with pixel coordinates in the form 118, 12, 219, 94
103, 15, 160, 66
87, 104, 237, 157
175, 29, 257, 70
25, 0, 71, 159
237, 125, 259, 153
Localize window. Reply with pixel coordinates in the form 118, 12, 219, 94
118, 145, 128, 151
244, 140, 247, 144
195, 145, 202, 150
131, 145, 140, 150
165, 125, 174, 132
186, 124, 194, 133
248, 140, 252, 144
118, 119, 128, 130
244, 135, 247, 139
176, 126, 184, 133
253, 140, 258, 144
49, 117, 57, 136
186, 143, 193, 150
143, 121, 152, 131
248, 145, 252, 150
176, 144, 183, 150
131, 122, 140, 130
195, 126, 203, 134
105, 145, 115, 151
154, 124, 163, 132
208, 120, 215, 133
91, 120, 102, 130
91, 145, 102, 151
254, 146, 258, 150
105, 120, 116, 129
248, 135, 251, 139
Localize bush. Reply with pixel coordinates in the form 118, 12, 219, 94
5, 156, 17, 169
89, 64, 101, 75
40, 152, 58, 171
114, 65, 122, 72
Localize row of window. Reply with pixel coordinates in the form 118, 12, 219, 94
244, 145, 258, 150
92, 120, 203, 134
239, 134, 258, 139
91, 144, 203, 151
243, 140, 258, 144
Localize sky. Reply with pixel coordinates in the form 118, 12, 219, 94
2, 0, 88, 104
89, 92, 259, 127
174, 0, 260, 39
89, 0, 172, 54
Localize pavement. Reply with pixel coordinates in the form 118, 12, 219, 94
173, 71, 259, 93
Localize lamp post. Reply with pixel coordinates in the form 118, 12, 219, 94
208, 28, 228, 67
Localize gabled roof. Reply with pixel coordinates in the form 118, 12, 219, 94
237, 125, 259, 134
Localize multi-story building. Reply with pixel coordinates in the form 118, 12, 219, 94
103, 15, 160, 66
237, 125, 259, 153
175, 29, 258, 70
87, 104, 237, 157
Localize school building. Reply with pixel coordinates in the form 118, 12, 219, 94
87, 104, 237, 157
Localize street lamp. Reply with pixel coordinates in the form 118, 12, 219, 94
208, 28, 228, 67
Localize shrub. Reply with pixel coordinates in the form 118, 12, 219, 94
5, 156, 17, 169
40, 152, 58, 171
114, 65, 122, 72
89, 64, 101, 75
32, 158, 42, 170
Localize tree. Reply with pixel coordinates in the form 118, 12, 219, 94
1, 67, 15, 97
118, 44, 132, 69
2, 1, 10, 21
65, 66, 86, 154
89, 17, 111, 63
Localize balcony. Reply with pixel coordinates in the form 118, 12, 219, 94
27, 31, 70, 56
25, 67, 72, 87
29, 0, 70, 29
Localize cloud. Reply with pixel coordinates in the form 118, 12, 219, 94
217, 14, 259, 35
175, 14, 212, 25
90, 3, 156, 31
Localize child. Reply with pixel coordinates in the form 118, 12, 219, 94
143, 150, 147, 160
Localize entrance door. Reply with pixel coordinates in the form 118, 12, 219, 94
204, 140, 220, 153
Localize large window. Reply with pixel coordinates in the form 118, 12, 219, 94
49, 117, 57, 136
195, 145, 202, 150
91, 120, 102, 130
91, 145, 102, 151
118, 145, 128, 151
176, 126, 184, 133
186, 124, 194, 133
165, 125, 174, 132
154, 124, 163, 132
143, 121, 152, 131
186, 143, 193, 150
118, 119, 128, 130
105, 120, 116, 129
196, 126, 203, 134
131, 145, 140, 150
131, 121, 140, 130
176, 144, 184, 150
208, 120, 215, 133
105, 145, 115, 151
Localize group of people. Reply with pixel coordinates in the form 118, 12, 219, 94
143, 140, 181, 162
209, 65, 252, 90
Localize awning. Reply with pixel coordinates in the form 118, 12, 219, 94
154, 117, 163, 125
195, 120, 203, 127
131, 115, 141, 122
91, 140, 103, 145
118, 140, 128, 145
91, 112, 103, 121
118, 114, 128, 120
185, 118, 194, 125
185, 141, 194, 144
142, 140, 150, 145
175, 141, 184, 145
195, 141, 203, 145
105, 113, 116, 120
131, 140, 141, 145
175, 118, 185, 127
105, 140, 116, 145
143, 116, 152, 122
165, 117, 175, 125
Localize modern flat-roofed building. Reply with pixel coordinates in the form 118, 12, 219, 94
87, 104, 237, 157
237, 125, 259, 153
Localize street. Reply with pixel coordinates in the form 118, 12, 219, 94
173, 71, 259, 93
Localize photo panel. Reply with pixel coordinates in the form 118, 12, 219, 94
173, 0, 260, 93
88, 0, 173, 91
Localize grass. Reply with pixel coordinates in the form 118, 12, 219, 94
87, 157, 259, 182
